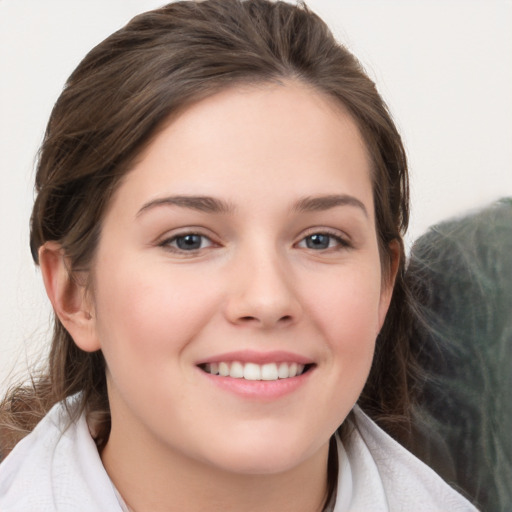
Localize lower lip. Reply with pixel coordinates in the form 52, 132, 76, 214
199, 368, 313, 400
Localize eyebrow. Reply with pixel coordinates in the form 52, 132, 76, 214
136, 193, 368, 218
137, 195, 235, 217
293, 194, 368, 217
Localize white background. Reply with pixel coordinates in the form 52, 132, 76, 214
1, 0, 511, 389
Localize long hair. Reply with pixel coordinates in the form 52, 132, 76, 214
0, 0, 413, 458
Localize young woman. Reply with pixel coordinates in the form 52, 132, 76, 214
0, 1, 478, 510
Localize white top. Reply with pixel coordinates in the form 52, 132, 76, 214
0, 398, 478, 511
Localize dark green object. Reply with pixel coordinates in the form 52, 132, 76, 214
406, 198, 512, 512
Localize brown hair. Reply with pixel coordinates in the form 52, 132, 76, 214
0, 0, 413, 458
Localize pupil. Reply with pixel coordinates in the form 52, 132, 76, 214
306, 234, 329, 249
177, 234, 202, 250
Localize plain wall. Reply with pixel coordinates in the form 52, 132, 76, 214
1, 0, 511, 389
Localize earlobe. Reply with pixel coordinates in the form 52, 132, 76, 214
39, 242, 100, 352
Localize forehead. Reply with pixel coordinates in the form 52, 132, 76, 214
110, 81, 373, 216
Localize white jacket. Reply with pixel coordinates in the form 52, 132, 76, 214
0, 398, 478, 511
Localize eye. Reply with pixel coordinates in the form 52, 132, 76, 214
160, 233, 214, 252
297, 232, 348, 250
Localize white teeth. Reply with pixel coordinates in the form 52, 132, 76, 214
202, 361, 308, 380
243, 363, 261, 381
261, 363, 278, 381
230, 361, 244, 379
277, 362, 289, 379
219, 362, 230, 376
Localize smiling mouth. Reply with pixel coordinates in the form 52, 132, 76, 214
198, 361, 314, 381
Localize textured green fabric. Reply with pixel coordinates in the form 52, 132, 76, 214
406, 199, 512, 512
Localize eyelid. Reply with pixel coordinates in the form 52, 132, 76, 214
156, 227, 220, 255
295, 227, 352, 249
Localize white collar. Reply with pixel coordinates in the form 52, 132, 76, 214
0, 400, 478, 511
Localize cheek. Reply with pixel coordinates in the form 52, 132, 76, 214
308, 264, 384, 344
91, 261, 220, 365
295, 266, 383, 435
324, 289, 378, 379
305, 263, 383, 394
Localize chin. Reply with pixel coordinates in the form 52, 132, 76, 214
210, 451, 309, 476
198, 430, 327, 476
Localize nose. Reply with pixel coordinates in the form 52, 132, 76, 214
224, 247, 302, 329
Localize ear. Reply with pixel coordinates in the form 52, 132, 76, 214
377, 239, 400, 330
39, 242, 100, 352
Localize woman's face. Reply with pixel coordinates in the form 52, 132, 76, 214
84, 82, 395, 475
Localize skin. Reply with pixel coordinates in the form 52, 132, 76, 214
41, 81, 397, 512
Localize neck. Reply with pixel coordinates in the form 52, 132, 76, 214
101, 425, 330, 512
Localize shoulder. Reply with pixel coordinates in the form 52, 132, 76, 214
0, 396, 120, 512
334, 407, 479, 511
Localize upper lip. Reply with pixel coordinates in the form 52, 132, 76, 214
195, 350, 314, 366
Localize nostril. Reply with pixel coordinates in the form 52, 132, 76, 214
236, 314, 293, 326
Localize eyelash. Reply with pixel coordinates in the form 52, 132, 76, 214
158, 229, 351, 255
295, 230, 351, 251
159, 232, 215, 254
